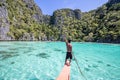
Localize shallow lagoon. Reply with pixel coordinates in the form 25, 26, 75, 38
0, 42, 120, 80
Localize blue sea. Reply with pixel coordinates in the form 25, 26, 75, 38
0, 42, 120, 80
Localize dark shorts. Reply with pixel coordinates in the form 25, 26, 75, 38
65, 52, 72, 60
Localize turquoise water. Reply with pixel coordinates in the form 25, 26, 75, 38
0, 42, 120, 80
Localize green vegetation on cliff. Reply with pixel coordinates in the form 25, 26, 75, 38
50, 2, 120, 43
5, 0, 53, 40
0, 0, 120, 43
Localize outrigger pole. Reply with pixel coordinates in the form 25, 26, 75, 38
72, 53, 87, 80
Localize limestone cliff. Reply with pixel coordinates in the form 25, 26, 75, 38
0, 0, 120, 43
0, 0, 10, 40
108, 0, 120, 4
51, 8, 81, 26
0, 0, 43, 40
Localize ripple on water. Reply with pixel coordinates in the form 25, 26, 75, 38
106, 64, 111, 67
97, 61, 104, 64
0, 77, 4, 80
0, 50, 18, 54
85, 59, 88, 62
14, 47, 35, 54
36, 53, 50, 58
11, 62, 15, 64
92, 64, 99, 68
29, 77, 39, 80
62, 51, 66, 53
0, 54, 19, 60
0, 45, 10, 47
2, 54, 19, 60
54, 48, 63, 52
88, 65, 92, 68
0, 65, 3, 67
84, 67, 90, 71
24, 50, 33, 54
8, 47, 23, 51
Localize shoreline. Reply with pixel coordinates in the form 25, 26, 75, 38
0, 40, 120, 45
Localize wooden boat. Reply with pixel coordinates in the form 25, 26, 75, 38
56, 60, 70, 80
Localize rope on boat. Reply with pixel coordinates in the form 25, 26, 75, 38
72, 53, 87, 80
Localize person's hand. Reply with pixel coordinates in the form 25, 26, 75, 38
63, 35, 66, 41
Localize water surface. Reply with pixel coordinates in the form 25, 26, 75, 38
0, 42, 120, 80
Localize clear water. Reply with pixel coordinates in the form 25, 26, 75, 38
0, 42, 120, 80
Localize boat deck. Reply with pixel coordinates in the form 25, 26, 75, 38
56, 61, 70, 80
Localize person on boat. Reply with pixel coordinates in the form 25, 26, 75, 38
64, 37, 72, 65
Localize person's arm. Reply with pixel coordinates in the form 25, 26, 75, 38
63, 37, 68, 45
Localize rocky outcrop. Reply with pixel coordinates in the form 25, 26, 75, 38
23, 0, 43, 23
43, 15, 51, 24
0, 0, 43, 40
52, 8, 82, 25
74, 9, 82, 20
0, 0, 11, 40
108, 0, 120, 4
0, 0, 119, 43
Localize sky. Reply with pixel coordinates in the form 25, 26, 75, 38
34, 0, 108, 15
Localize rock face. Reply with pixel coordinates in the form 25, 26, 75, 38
0, 0, 43, 40
43, 15, 51, 24
108, 0, 120, 4
23, 0, 43, 23
74, 9, 82, 20
52, 8, 82, 26
0, 0, 10, 40
0, 0, 120, 43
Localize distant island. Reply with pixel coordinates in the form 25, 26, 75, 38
0, 0, 120, 43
